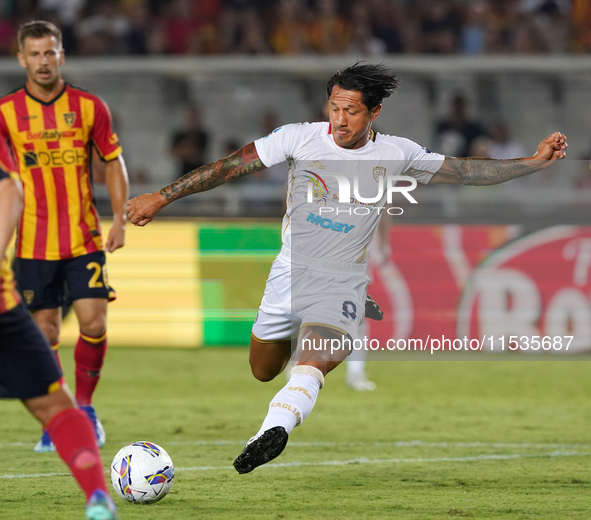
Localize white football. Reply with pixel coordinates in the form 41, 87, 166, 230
110, 441, 175, 504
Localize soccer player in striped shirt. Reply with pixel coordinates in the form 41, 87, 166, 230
0, 148, 118, 520
0, 20, 129, 451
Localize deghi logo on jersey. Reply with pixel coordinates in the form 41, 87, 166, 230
303, 170, 330, 205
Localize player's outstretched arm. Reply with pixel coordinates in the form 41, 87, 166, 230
0, 176, 23, 258
127, 143, 265, 226
430, 132, 567, 185
105, 155, 130, 252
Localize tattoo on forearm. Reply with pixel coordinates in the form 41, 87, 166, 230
436, 157, 541, 185
159, 143, 265, 201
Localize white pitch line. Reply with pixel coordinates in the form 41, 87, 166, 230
172, 450, 591, 472
2, 450, 591, 480
1, 471, 71, 479
167, 440, 591, 450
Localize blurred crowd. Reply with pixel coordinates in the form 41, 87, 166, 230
1, 0, 590, 56
161, 98, 591, 191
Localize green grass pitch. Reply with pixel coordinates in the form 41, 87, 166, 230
1, 348, 591, 519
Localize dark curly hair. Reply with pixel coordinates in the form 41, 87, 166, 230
327, 62, 401, 111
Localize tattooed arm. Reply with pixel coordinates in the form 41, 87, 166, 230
430, 132, 568, 185
127, 143, 265, 226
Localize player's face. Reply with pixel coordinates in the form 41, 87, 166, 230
328, 86, 381, 149
17, 36, 64, 90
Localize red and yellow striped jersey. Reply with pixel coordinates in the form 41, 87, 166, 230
0, 158, 21, 314
0, 83, 123, 260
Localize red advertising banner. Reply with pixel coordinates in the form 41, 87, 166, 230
367, 225, 591, 353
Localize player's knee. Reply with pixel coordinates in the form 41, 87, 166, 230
79, 316, 106, 338
39, 322, 60, 346
24, 387, 75, 427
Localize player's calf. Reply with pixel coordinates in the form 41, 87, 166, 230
234, 364, 324, 473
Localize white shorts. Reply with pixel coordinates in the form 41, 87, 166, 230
251, 249, 369, 343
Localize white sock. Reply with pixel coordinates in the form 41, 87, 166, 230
346, 347, 368, 378
251, 365, 324, 441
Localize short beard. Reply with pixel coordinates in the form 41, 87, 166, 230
33, 74, 58, 90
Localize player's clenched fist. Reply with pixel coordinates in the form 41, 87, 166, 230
533, 132, 567, 164
127, 192, 167, 227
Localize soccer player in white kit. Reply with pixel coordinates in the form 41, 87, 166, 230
127, 63, 567, 474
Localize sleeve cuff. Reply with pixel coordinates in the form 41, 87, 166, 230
102, 147, 123, 162
254, 139, 273, 168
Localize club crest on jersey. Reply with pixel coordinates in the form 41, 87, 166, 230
372, 166, 386, 183
63, 112, 76, 127
303, 170, 330, 205
23, 290, 34, 305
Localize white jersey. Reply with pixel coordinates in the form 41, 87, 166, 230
254, 122, 444, 265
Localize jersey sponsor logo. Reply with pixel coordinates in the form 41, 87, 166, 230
307, 174, 418, 205
263, 126, 283, 139
307, 161, 326, 170
63, 112, 76, 127
347, 196, 376, 207
288, 386, 313, 400
306, 212, 355, 233
22, 149, 86, 168
303, 170, 330, 205
372, 166, 386, 182
271, 401, 301, 425
24, 151, 38, 167
109, 133, 119, 145
25, 130, 76, 140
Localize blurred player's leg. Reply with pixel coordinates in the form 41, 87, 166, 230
234, 325, 347, 474
346, 320, 376, 391
32, 307, 62, 359
1, 301, 117, 519
25, 390, 117, 519
346, 347, 376, 391
73, 298, 108, 448
31, 308, 62, 452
